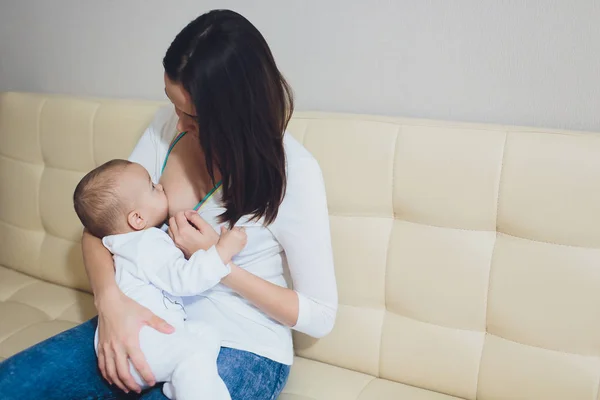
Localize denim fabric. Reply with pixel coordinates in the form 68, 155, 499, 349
0, 317, 290, 400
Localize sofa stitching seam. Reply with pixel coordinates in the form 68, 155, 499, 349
0, 153, 90, 174
0, 319, 51, 347
2, 280, 40, 302
475, 130, 508, 398
90, 103, 100, 167
377, 125, 401, 377
353, 376, 377, 399
329, 214, 599, 250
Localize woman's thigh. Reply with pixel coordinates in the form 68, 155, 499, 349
0, 317, 127, 400
140, 347, 290, 400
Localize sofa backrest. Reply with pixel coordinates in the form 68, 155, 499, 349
2, 91, 600, 399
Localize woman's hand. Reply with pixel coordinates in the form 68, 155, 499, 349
95, 287, 174, 393
168, 210, 219, 258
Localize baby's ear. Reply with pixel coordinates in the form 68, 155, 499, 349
127, 210, 147, 231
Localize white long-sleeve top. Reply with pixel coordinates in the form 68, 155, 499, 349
128, 106, 338, 365
103, 228, 231, 323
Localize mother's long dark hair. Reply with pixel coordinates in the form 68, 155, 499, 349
163, 9, 293, 226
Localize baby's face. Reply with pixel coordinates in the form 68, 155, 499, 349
119, 163, 169, 228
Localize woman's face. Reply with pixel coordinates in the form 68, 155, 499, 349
164, 72, 199, 134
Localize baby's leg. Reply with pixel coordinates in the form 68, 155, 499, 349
165, 351, 230, 400
162, 323, 230, 400
128, 324, 186, 388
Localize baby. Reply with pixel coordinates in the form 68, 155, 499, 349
73, 159, 245, 400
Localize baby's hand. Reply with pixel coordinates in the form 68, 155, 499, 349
215, 226, 247, 265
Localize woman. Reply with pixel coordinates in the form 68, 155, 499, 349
0, 9, 337, 400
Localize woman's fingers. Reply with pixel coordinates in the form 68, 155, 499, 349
185, 210, 210, 232
97, 347, 109, 384
103, 344, 128, 393
147, 314, 175, 334
115, 346, 141, 393
128, 345, 156, 387
175, 211, 191, 232
169, 216, 179, 237
95, 291, 161, 394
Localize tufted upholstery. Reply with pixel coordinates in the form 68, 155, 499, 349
2, 92, 600, 399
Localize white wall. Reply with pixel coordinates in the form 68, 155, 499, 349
1, 0, 599, 131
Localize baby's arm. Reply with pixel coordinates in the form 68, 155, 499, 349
215, 226, 247, 265
138, 229, 246, 297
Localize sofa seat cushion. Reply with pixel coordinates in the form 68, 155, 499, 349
0, 266, 96, 361
281, 357, 463, 400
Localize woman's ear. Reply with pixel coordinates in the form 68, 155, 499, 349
127, 210, 147, 231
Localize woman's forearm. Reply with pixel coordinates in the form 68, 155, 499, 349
82, 229, 119, 304
221, 264, 299, 327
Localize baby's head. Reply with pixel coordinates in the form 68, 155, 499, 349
73, 159, 168, 238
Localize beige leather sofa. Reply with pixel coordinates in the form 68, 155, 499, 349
2, 91, 600, 400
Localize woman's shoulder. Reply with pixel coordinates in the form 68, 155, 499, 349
269, 133, 330, 237
274, 134, 328, 217
283, 133, 322, 177
148, 105, 179, 147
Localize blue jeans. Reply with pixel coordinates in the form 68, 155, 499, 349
0, 317, 290, 400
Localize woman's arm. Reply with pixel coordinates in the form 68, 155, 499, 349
182, 157, 338, 338
81, 106, 176, 393
181, 212, 301, 327
221, 265, 300, 327
82, 230, 173, 394
241, 157, 338, 338
81, 230, 118, 299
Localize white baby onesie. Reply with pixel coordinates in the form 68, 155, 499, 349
95, 227, 232, 400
